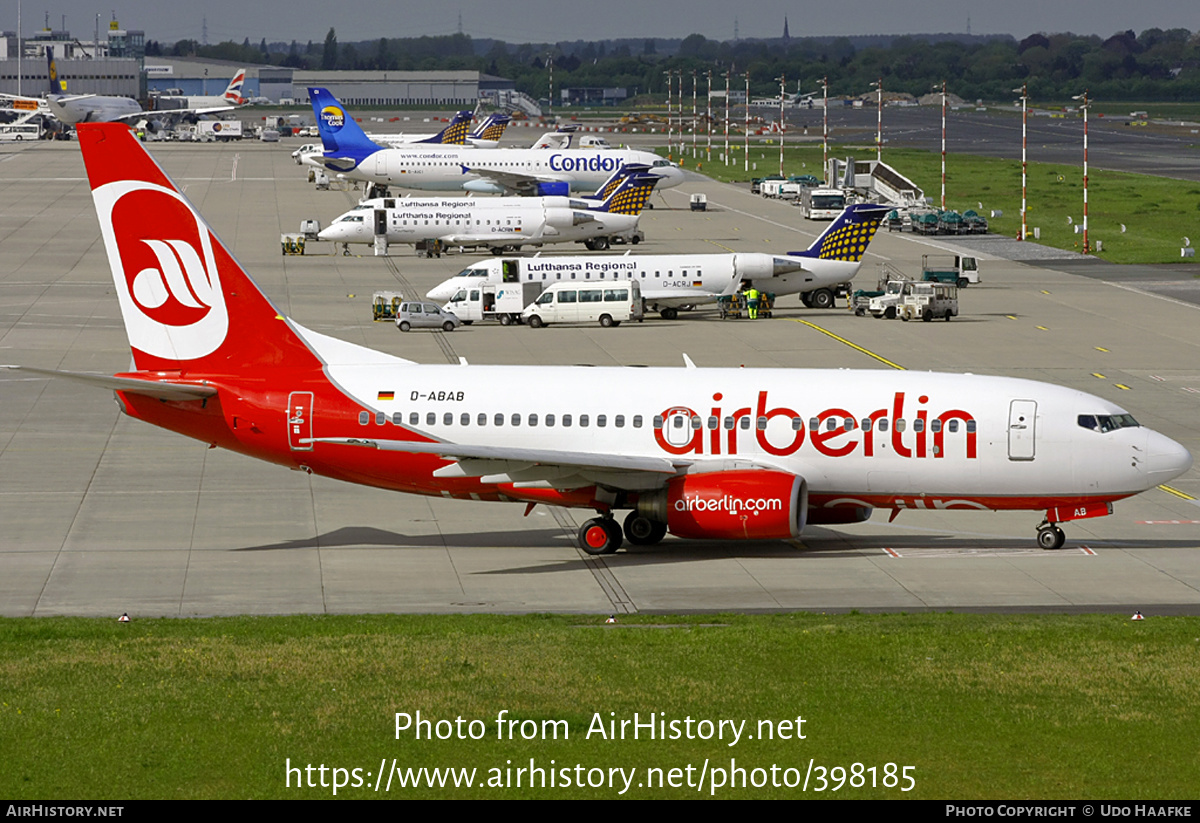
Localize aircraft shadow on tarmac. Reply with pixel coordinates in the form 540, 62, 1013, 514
228, 525, 1199, 561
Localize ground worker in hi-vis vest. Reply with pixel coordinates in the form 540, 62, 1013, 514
747, 286, 761, 319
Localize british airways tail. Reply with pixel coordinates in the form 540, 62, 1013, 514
77, 123, 323, 374
309, 87, 381, 166
222, 70, 247, 105
593, 171, 660, 216
788, 204, 888, 262
416, 110, 473, 144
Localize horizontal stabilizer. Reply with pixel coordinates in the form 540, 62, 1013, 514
2, 365, 217, 401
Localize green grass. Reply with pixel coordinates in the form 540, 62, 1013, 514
670, 143, 1200, 264
3, 613, 1199, 799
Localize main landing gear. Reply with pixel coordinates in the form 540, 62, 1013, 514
1036, 520, 1066, 550
578, 512, 668, 555
579, 516, 622, 555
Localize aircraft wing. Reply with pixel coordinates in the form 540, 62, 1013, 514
309, 437, 691, 491
461, 166, 563, 196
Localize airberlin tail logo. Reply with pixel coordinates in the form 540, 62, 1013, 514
92, 181, 228, 361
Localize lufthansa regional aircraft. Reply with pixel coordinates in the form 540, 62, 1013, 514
426, 204, 887, 316
306, 88, 683, 195
8, 124, 1191, 555
317, 167, 658, 253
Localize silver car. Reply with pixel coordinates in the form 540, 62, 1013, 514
396, 302, 462, 332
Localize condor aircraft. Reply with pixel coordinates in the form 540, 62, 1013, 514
426, 204, 887, 316
317, 167, 658, 254
307, 88, 683, 195
8, 124, 1191, 555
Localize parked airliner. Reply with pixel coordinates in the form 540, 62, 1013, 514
317, 167, 657, 254
426, 204, 887, 316
306, 88, 683, 195
7, 124, 1191, 555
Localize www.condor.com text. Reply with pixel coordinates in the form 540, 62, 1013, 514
284, 757, 915, 796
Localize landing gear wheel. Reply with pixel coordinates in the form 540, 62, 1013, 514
809, 288, 834, 310
579, 517, 622, 555
1037, 525, 1066, 550
800, 292, 813, 308
660, 307, 678, 320
623, 512, 667, 546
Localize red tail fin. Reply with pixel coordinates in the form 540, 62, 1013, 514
79, 123, 319, 374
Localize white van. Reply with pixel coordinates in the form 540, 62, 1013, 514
522, 282, 642, 328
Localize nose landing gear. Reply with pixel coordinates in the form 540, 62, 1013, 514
1037, 521, 1066, 550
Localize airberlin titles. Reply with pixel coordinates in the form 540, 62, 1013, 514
653, 391, 978, 459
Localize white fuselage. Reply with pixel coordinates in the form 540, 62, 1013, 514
425, 252, 856, 309
318, 197, 636, 249
46, 95, 142, 125
295, 330, 1190, 515
329, 146, 683, 193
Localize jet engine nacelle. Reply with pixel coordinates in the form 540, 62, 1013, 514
732, 253, 804, 280
639, 470, 808, 540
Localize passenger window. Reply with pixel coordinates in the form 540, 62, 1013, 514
392, 413, 403, 425
724, 417, 734, 430
580, 414, 589, 427
376, 412, 385, 425
511, 413, 521, 427
477, 413, 487, 426
359, 411, 369, 425
460, 413, 470, 426
878, 419, 889, 432
562, 414, 572, 427
860, 418, 872, 432
633, 415, 643, 428
494, 413, 504, 427
931, 419, 942, 433
597, 415, 607, 427
545, 414, 555, 427
895, 419, 906, 432
409, 412, 419, 425
791, 417, 803, 430
966, 421, 977, 433
708, 416, 718, 429
528, 413, 538, 427
948, 420, 959, 433
426, 412, 436, 425
654, 415, 664, 428
757, 417, 767, 430
809, 418, 819, 431
443, 412, 453, 426
913, 419, 924, 433
614, 415, 624, 428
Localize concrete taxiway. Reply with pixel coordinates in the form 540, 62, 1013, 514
1, 138, 1198, 617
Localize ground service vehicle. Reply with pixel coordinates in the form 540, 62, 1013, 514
922, 254, 980, 288
522, 282, 642, 328
899, 282, 958, 322
800, 187, 847, 220
442, 282, 544, 325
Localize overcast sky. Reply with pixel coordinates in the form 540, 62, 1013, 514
12, 1, 1197, 45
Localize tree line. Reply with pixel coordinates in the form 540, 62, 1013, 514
145, 27, 1200, 103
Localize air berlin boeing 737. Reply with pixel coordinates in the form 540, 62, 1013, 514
6, 124, 1191, 554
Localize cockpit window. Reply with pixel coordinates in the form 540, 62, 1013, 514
337, 214, 364, 223
455, 267, 487, 278
1078, 414, 1140, 432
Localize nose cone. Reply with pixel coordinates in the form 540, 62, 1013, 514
318, 222, 350, 242
1145, 430, 1193, 486
656, 165, 684, 189
426, 282, 457, 301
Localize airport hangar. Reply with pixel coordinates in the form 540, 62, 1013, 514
0, 134, 1198, 619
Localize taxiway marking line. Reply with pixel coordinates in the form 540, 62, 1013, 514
789, 320, 905, 370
